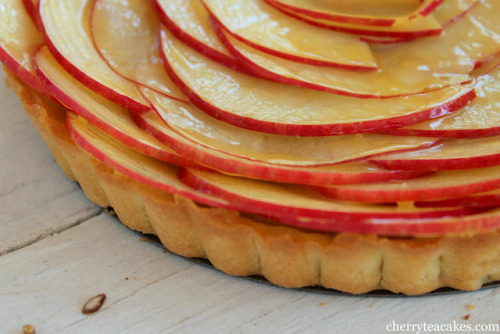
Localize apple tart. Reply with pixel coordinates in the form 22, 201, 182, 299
2, 0, 500, 295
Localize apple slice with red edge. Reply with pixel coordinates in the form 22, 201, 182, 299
68, 114, 230, 209
34, 45, 194, 168
0, 0, 49, 95
160, 27, 475, 136
90, 0, 186, 102
271, 2, 442, 38
152, 0, 240, 69
383, 66, 500, 138
276, 208, 500, 237
132, 109, 429, 186
38, 0, 150, 113
370, 135, 500, 170
141, 86, 439, 167
178, 167, 475, 221
264, 0, 443, 27
319, 165, 500, 202
200, 0, 377, 70
213, 21, 470, 98
416, 189, 500, 209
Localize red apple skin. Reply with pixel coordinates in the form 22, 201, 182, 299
269, 4, 443, 38
275, 209, 500, 236
264, 0, 444, 27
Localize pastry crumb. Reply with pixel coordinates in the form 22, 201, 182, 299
318, 302, 327, 307
466, 304, 475, 311
463, 314, 471, 320
22, 324, 36, 334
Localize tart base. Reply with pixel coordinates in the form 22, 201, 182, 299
7, 69, 500, 295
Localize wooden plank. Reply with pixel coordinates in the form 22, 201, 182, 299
2, 213, 500, 333
0, 70, 101, 255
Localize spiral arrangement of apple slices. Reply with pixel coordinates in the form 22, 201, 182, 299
2, 0, 500, 237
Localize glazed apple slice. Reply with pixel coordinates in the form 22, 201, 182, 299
133, 110, 429, 186
416, 189, 500, 208
141, 87, 438, 166
384, 67, 500, 138
67, 115, 228, 208
274, 0, 479, 38
178, 167, 473, 221
160, 27, 475, 136
200, 0, 377, 70
264, 0, 443, 27
214, 23, 469, 98
34, 46, 193, 167
370, 136, 500, 170
272, 2, 442, 38
90, 0, 185, 101
0, 0, 49, 95
153, 0, 238, 68
282, 208, 500, 236
319, 165, 500, 202
38, 0, 150, 112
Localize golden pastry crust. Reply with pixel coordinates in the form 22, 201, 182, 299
7, 70, 500, 295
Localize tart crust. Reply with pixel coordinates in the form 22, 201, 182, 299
7, 69, 500, 295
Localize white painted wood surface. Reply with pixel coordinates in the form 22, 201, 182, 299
2, 70, 500, 334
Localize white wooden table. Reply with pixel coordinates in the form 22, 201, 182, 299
2, 69, 500, 334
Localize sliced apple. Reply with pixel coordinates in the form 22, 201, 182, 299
0, 0, 49, 95
272, 3, 442, 38
67, 114, 228, 208
133, 110, 428, 186
179, 167, 473, 220
370, 136, 500, 170
34, 46, 194, 167
281, 208, 500, 237
200, 0, 377, 70
265, 0, 444, 27
214, 22, 469, 98
384, 67, 500, 138
38, 0, 150, 112
160, 27, 475, 136
90, 0, 185, 101
416, 189, 500, 208
141, 86, 439, 166
319, 165, 500, 202
153, 0, 240, 68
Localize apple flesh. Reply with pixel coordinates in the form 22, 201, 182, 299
213, 21, 470, 98
34, 46, 194, 168
371, 135, 500, 170
200, 0, 377, 70
160, 27, 475, 136
90, 0, 186, 102
38, 0, 150, 113
319, 165, 500, 202
383, 67, 500, 138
